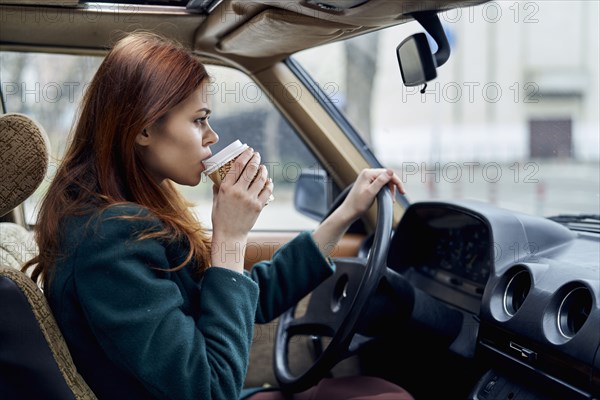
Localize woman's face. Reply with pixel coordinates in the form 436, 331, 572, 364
136, 82, 219, 186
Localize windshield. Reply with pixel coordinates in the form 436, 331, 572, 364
294, 1, 599, 217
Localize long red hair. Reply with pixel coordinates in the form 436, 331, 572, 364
23, 32, 212, 286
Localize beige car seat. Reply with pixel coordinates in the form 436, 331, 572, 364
0, 113, 97, 399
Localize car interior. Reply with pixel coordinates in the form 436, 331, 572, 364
1, 1, 598, 399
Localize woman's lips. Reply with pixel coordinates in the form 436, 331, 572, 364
201, 153, 213, 168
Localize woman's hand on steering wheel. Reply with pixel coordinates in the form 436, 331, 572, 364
311, 168, 404, 259
339, 168, 405, 222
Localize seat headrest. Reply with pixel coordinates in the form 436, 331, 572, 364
0, 113, 50, 218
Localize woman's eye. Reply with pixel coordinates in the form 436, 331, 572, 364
195, 116, 209, 124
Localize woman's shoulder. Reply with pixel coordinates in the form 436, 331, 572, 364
98, 202, 156, 219
64, 202, 162, 240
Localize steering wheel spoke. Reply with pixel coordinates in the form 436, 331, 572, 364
288, 259, 368, 335
285, 316, 337, 338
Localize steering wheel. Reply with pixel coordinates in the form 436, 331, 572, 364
274, 186, 394, 393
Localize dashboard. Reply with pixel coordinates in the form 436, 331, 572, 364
388, 204, 492, 301
386, 200, 600, 399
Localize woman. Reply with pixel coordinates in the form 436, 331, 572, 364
23, 32, 412, 400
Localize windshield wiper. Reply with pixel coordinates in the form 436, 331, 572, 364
547, 214, 600, 233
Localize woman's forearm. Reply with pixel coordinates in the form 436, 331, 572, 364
211, 234, 247, 273
311, 205, 357, 258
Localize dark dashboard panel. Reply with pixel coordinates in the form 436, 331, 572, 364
389, 200, 600, 398
388, 204, 492, 296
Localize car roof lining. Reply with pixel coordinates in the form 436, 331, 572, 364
1, 0, 222, 10
2, 0, 79, 5
1, 0, 487, 61
0, 3, 204, 52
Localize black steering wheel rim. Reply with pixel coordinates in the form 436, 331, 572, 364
274, 186, 394, 393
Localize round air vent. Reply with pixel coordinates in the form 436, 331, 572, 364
503, 269, 532, 317
557, 286, 592, 339
544, 283, 594, 344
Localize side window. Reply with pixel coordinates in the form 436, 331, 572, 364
183, 65, 319, 230
0, 55, 320, 231
1, 52, 103, 224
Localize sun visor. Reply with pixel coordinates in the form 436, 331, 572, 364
217, 9, 359, 57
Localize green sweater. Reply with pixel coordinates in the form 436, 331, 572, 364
47, 204, 334, 400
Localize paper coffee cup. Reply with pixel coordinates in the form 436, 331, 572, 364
202, 140, 275, 204
203, 140, 249, 188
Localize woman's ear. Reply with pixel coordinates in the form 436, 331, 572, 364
135, 129, 151, 146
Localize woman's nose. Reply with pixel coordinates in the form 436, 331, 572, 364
205, 125, 219, 146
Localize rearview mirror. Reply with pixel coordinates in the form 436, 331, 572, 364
396, 33, 437, 87
397, 11, 450, 88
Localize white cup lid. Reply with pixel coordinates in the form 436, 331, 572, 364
203, 140, 249, 174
